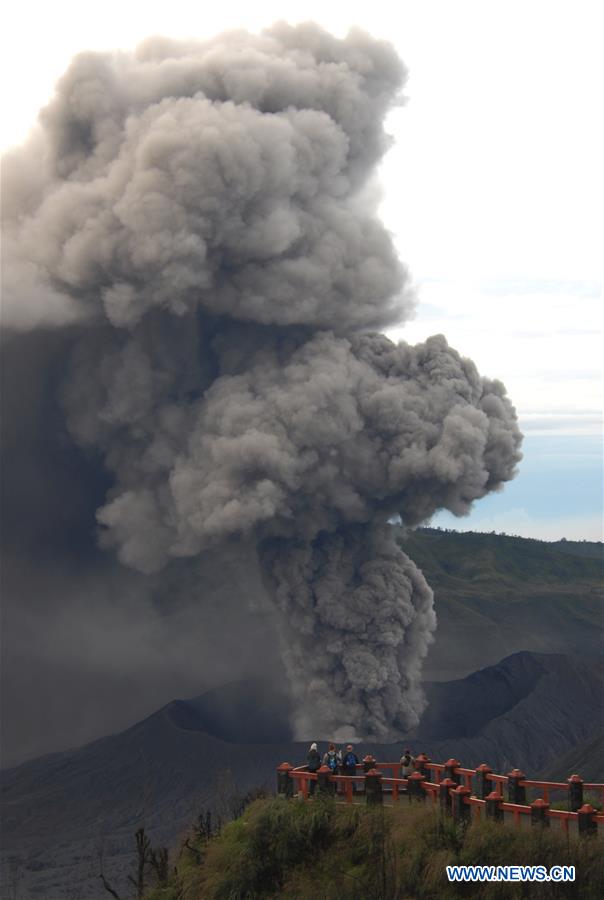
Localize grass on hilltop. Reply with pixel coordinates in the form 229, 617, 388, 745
145, 796, 603, 899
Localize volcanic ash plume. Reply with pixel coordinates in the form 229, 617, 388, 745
2, 23, 522, 740
260, 523, 435, 741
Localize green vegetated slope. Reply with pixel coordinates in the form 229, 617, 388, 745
145, 797, 604, 900
398, 529, 604, 680
550, 540, 604, 561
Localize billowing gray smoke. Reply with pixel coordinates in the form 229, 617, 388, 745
2, 23, 522, 742
260, 524, 435, 741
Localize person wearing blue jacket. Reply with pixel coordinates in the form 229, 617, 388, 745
342, 744, 359, 791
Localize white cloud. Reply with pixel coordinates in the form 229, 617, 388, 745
386, 277, 603, 419
431, 507, 603, 543
520, 413, 603, 438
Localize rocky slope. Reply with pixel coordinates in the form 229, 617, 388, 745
1, 651, 601, 899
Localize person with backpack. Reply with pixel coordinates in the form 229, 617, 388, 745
331, 746, 344, 794
323, 743, 339, 776
306, 742, 321, 795
342, 744, 359, 792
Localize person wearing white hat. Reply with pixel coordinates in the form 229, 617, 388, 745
306, 742, 321, 795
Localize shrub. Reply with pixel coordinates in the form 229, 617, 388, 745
146, 797, 604, 900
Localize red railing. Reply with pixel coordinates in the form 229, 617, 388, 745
276, 757, 604, 836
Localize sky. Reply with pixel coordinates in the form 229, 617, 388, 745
1, 0, 602, 769
2, 0, 602, 541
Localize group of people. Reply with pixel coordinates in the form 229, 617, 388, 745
307, 742, 360, 776
305, 742, 360, 794
304, 744, 419, 795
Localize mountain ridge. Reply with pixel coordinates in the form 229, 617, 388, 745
398, 528, 603, 680
2, 651, 601, 899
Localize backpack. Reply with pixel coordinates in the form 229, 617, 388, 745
327, 753, 338, 772
344, 752, 357, 769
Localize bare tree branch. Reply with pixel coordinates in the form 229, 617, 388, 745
98, 872, 122, 900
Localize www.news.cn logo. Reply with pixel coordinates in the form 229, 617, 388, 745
446, 865, 575, 883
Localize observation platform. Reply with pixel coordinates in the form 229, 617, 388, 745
276, 754, 604, 837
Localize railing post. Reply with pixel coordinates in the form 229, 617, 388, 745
531, 798, 550, 828
485, 790, 504, 822
475, 764, 492, 800
414, 753, 430, 777
507, 769, 526, 805
444, 758, 461, 786
439, 778, 456, 816
407, 771, 426, 802
577, 804, 597, 837
362, 754, 376, 773
568, 775, 584, 812
344, 777, 353, 804
300, 776, 309, 801
365, 768, 383, 805
452, 785, 471, 824
317, 765, 333, 796
277, 763, 293, 798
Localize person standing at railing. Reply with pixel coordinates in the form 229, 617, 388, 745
323, 743, 339, 775
335, 746, 345, 793
306, 742, 321, 796
400, 749, 415, 784
343, 744, 359, 792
